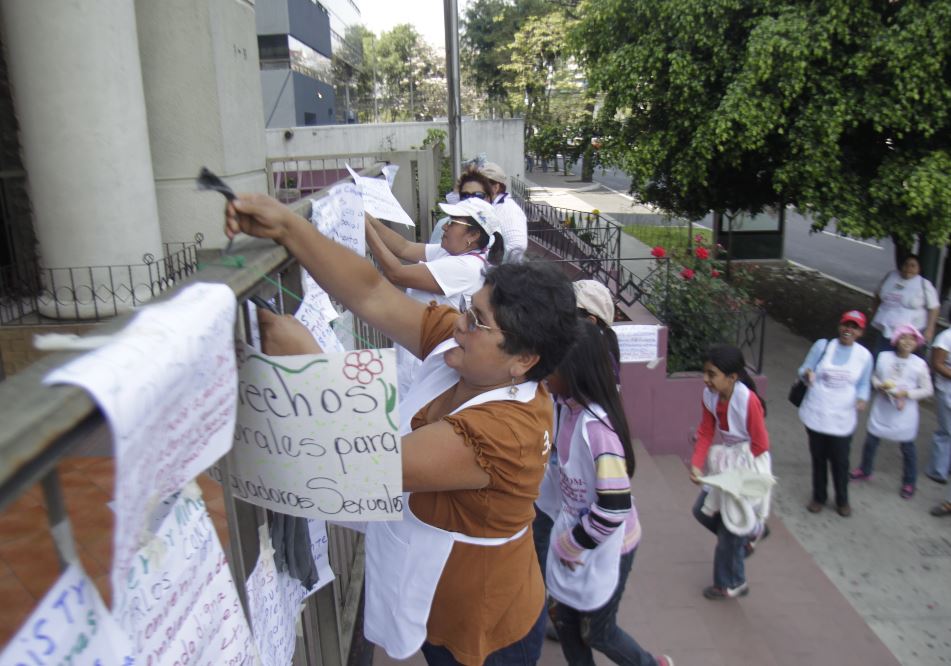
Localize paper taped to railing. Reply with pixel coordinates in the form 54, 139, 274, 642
247, 531, 306, 666
347, 163, 415, 227
295, 273, 346, 353
45, 282, 238, 600
209, 344, 402, 520
306, 519, 336, 596
311, 181, 366, 256
612, 324, 660, 363
0, 564, 134, 666
114, 482, 257, 664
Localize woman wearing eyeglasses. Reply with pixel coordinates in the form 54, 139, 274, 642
430, 165, 495, 245
225, 193, 576, 666
366, 197, 506, 394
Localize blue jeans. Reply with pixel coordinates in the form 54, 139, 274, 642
421, 604, 547, 666
928, 390, 951, 481
692, 491, 747, 590
532, 507, 554, 581
549, 549, 656, 666
860, 434, 917, 486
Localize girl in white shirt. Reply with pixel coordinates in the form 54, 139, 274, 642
851, 324, 933, 498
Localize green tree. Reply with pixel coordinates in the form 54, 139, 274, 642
573, 0, 951, 248
374, 24, 443, 121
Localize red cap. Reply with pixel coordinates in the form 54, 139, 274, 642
840, 310, 867, 329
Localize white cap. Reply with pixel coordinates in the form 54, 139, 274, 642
573, 280, 615, 324
438, 198, 502, 237
479, 162, 509, 188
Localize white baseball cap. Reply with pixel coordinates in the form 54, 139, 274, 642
438, 198, 502, 237
573, 280, 615, 325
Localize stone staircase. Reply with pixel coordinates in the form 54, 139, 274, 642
374, 440, 899, 665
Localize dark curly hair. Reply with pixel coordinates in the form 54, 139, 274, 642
457, 165, 493, 199
483, 262, 577, 381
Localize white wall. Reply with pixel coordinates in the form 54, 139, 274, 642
265, 119, 526, 187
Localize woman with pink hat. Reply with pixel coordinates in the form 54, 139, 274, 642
850, 323, 933, 498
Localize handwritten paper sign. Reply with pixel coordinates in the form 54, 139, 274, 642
295, 273, 345, 354
311, 182, 366, 256
210, 344, 401, 520
0, 564, 134, 666
115, 482, 257, 665
305, 520, 336, 596
45, 283, 238, 598
613, 324, 660, 363
382, 164, 399, 188
246, 537, 306, 666
346, 164, 415, 227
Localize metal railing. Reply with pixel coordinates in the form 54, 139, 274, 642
0, 237, 204, 325
0, 170, 393, 664
512, 178, 766, 374
266, 154, 384, 203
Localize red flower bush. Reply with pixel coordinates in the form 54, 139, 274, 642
651, 246, 667, 258
680, 268, 695, 280
695, 246, 710, 260
711, 269, 721, 278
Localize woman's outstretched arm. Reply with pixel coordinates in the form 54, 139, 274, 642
226, 193, 427, 357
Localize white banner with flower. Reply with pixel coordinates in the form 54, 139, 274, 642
209, 343, 402, 520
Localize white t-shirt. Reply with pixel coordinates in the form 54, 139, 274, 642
493, 194, 528, 260
933, 328, 951, 394
398, 245, 487, 394
872, 270, 939, 336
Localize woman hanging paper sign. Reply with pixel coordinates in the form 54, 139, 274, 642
211, 343, 402, 520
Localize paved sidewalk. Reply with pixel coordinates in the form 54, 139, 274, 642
519, 170, 951, 665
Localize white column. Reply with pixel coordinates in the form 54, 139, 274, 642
1, 0, 164, 318
135, 0, 268, 247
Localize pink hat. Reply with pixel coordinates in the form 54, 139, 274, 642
890, 323, 925, 347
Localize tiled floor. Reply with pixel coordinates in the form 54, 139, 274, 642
0, 456, 228, 644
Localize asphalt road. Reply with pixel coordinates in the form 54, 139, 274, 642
585, 166, 895, 293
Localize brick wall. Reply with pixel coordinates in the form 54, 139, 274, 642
0, 324, 97, 379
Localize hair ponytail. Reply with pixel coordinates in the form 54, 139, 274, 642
553, 319, 635, 477
487, 232, 505, 265
705, 344, 766, 416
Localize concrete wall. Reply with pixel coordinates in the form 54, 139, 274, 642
261, 68, 298, 128
292, 72, 336, 125
266, 119, 526, 188
136, 0, 268, 248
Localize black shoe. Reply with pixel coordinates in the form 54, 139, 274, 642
925, 472, 949, 485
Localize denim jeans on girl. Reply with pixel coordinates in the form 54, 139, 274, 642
859, 433, 918, 485
692, 491, 748, 590
549, 549, 657, 666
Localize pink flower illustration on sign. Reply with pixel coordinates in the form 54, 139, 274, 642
343, 350, 384, 385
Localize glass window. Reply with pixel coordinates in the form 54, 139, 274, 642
288, 35, 332, 85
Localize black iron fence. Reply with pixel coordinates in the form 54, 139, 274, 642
0, 236, 203, 325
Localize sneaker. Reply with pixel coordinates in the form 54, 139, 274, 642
900, 484, 915, 499
744, 524, 771, 558
849, 468, 872, 481
703, 582, 749, 600
655, 656, 675, 666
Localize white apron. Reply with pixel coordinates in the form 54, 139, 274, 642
363, 338, 537, 659
799, 340, 871, 436
699, 383, 772, 536
544, 404, 625, 611
867, 352, 925, 442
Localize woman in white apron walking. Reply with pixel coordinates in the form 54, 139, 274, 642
225, 193, 577, 666
797, 310, 873, 517
540, 319, 673, 666
689, 345, 772, 600
850, 324, 932, 498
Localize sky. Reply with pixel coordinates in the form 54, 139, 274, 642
357, 0, 472, 51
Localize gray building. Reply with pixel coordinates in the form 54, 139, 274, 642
257, 0, 339, 127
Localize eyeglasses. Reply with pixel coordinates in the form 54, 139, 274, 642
458, 297, 506, 334
445, 218, 473, 229
460, 191, 487, 200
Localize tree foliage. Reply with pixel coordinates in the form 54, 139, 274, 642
573, 0, 951, 245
